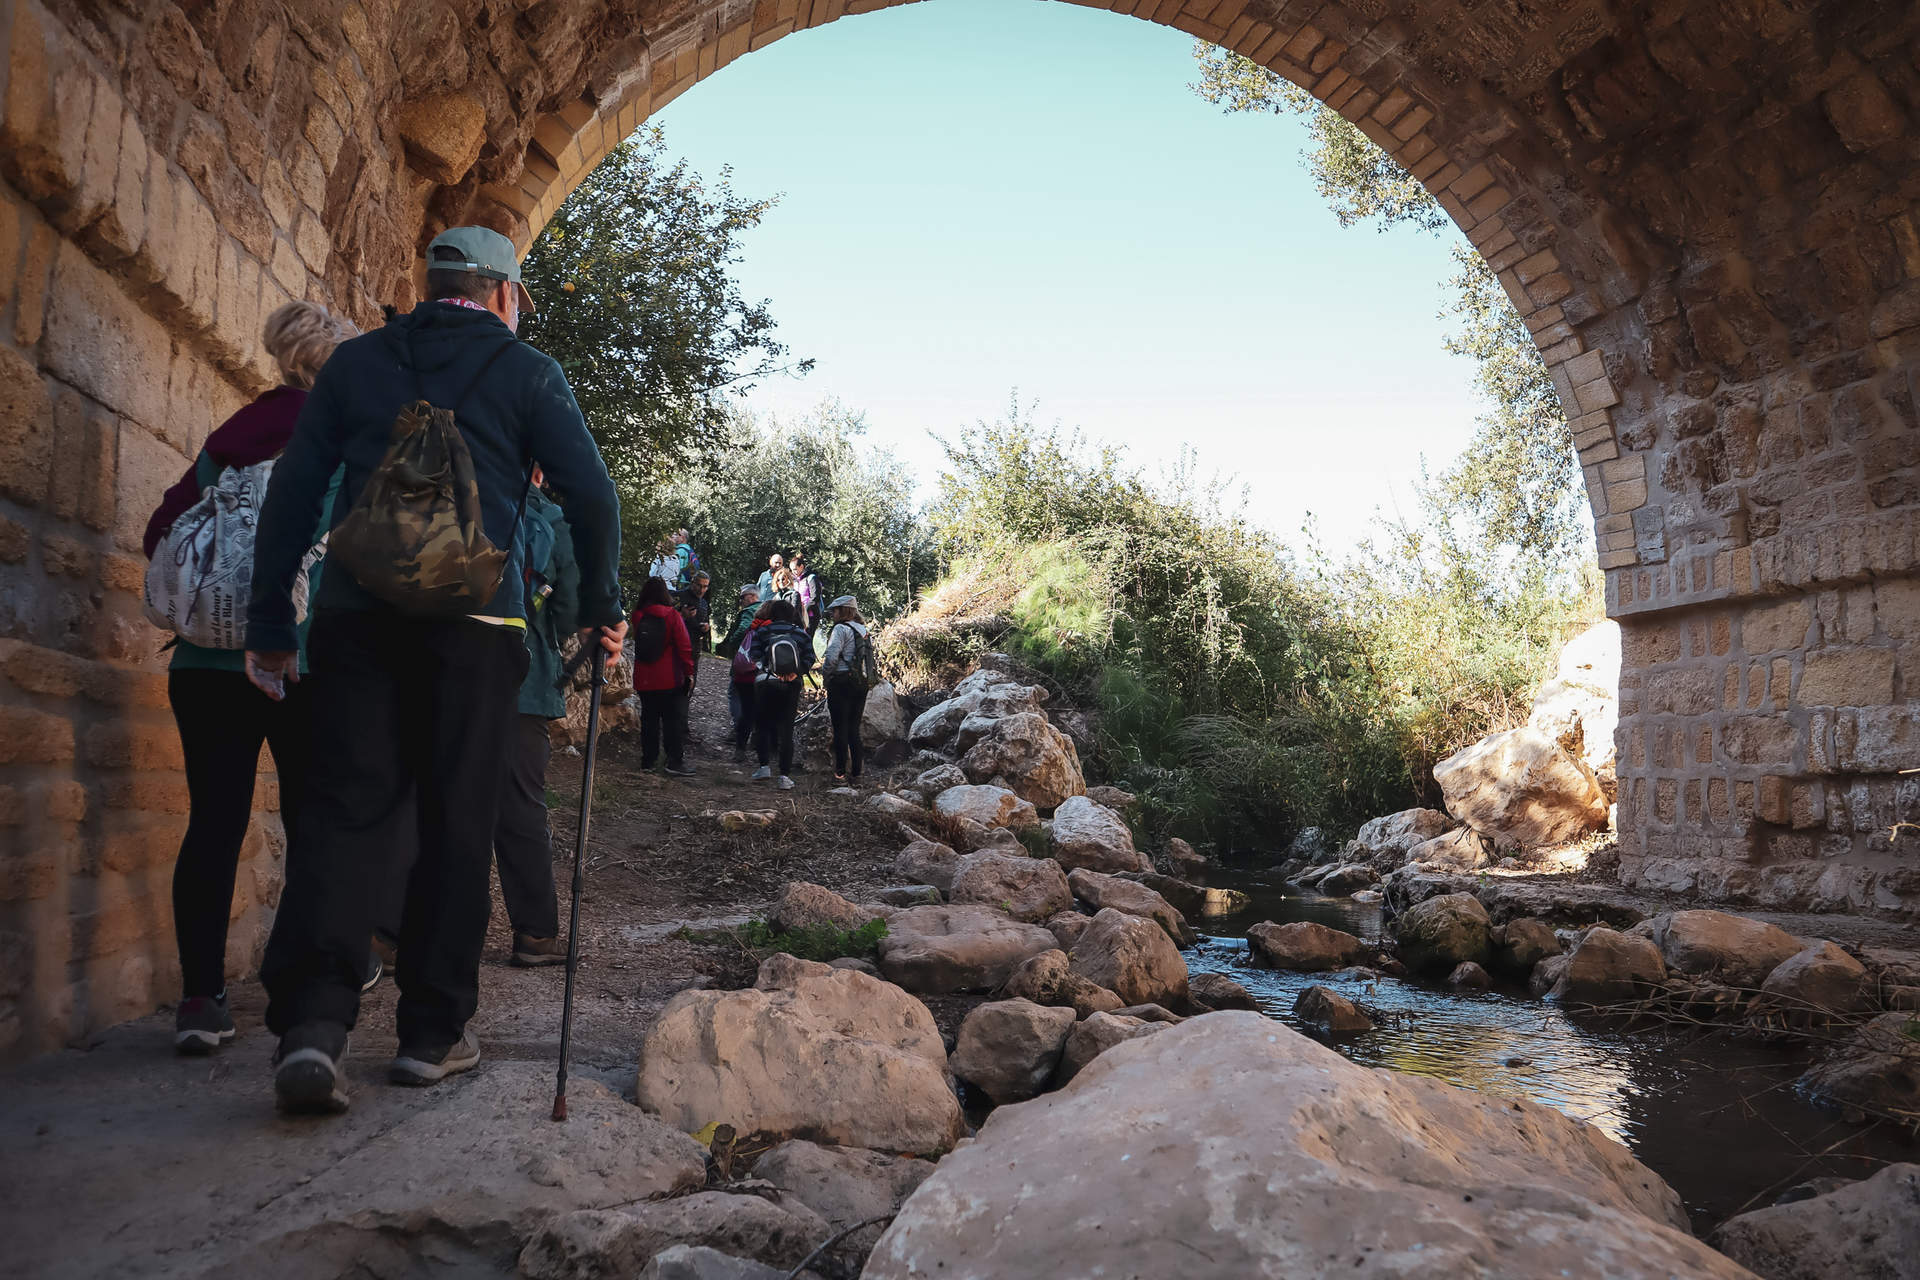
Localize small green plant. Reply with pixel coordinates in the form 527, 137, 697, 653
728, 917, 889, 962
1015, 825, 1051, 858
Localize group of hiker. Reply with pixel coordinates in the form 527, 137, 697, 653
631, 541, 878, 792
141, 225, 885, 1118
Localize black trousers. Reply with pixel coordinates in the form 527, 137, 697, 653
754, 678, 802, 774
262, 612, 527, 1047
492, 714, 559, 938
168, 669, 313, 999
730, 679, 757, 748
826, 675, 869, 779
639, 687, 686, 768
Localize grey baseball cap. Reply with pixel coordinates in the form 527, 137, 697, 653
425, 226, 535, 315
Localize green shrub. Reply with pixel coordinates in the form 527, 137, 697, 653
726, 917, 889, 962
887, 412, 1600, 855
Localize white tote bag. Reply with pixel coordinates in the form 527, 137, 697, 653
143, 460, 312, 649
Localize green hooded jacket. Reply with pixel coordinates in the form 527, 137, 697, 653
518, 488, 580, 719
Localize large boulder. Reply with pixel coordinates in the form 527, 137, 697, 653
1348, 808, 1457, 871
1048, 796, 1147, 874
767, 882, 877, 935
948, 999, 1077, 1104
1051, 1011, 1166, 1086
1549, 927, 1667, 1005
998, 948, 1126, 1017
933, 784, 1038, 831
1795, 1012, 1920, 1118
876, 904, 1059, 994
635, 955, 965, 1154
1085, 785, 1135, 810
1188, 972, 1259, 1012
893, 840, 960, 895
903, 763, 967, 803
958, 711, 1086, 810
1710, 1162, 1920, 1280
1528, 620, 1621, 788
907, 676, 1049, 751
948, 850, 1073, 922
1285, 826, 1335, 864
750, 1140, 933, 1259
1165, 836, 1207, 874
1246, 921, 1369, 972
1294, 984, 1373, 1033
862, 681, 907, 745
1393, 892, 1493, 975
1492, 917, 1562, 977
1067, 868, 1195, 945
520, 1192, 828, 1280
1117, 871, 1246, 919
1069, 908, 1190, 1009
1432, 725, 1609, 849
1404, 828, 1493, 872
865, 1014, 1749, 1280
1648, 910, 1804, 989
1314, 863, 1378, 896
1758, 941, 1871, 1023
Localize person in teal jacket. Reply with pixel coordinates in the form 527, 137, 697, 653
492, 477, 579, 966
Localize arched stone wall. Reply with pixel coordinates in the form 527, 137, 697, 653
0, 0, 1916, 1059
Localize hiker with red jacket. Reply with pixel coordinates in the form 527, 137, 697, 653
630, 575, 695, 776
143, 300, 357, 1057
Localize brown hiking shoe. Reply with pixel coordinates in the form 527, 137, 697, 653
511, 933, 567, 967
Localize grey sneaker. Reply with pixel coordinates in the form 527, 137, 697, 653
273, 1023, 350, 1115
175, 994, 235, 1055
751, 766, 772, 781
777, 775, 794, 790
389, 1029, 481, 1087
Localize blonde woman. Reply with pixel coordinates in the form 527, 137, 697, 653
143, 300, 356, 1056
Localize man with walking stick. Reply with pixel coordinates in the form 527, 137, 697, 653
246, 227, 625, 1115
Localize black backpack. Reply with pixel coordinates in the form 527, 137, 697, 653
764, 629, 802, 681
632, 611, 668, 664
836, 622, 880, 688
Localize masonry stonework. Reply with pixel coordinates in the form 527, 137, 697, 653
0, 0, 1916, 1059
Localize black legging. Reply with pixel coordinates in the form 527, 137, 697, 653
827, 674, 869, 778
754, 679, 802, 775
168, 669, 313, 999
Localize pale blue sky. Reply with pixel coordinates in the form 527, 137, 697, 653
654, 0, 1482, 549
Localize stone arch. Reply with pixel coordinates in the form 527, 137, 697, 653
1, 0, 1917, 1060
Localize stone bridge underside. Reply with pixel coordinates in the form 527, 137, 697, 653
0, 0, 1917, 1058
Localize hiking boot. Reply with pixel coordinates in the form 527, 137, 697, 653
511, 933, 567, 968
777, 775, 795, 790
174, 993, 235, 1055
389, 1029, 481, 1087
664, 763, 696, 777
751, 766, 772, 781
273, 1023, 350, 1115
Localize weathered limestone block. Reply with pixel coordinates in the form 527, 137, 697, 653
1434, 726, 1608, 849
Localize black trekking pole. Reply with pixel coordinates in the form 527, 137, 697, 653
551, 642, 608, 1122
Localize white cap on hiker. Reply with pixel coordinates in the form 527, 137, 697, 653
426, 226, 536, 316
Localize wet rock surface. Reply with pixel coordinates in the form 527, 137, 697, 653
1710, 1162, 1920, 1280
1246, 920, 1370, 971
865, 1013, 1751, 1280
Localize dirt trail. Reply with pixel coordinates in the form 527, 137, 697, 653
0, 655, 912, 1279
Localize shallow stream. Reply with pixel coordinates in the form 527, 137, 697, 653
1186, 867, 1915, 1234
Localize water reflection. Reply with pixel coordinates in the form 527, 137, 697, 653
1191, 867, 1914, 1232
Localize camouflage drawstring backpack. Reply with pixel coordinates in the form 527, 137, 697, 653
329, 337, 528, 614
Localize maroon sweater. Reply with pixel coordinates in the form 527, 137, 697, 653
142, 385, 307, 558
